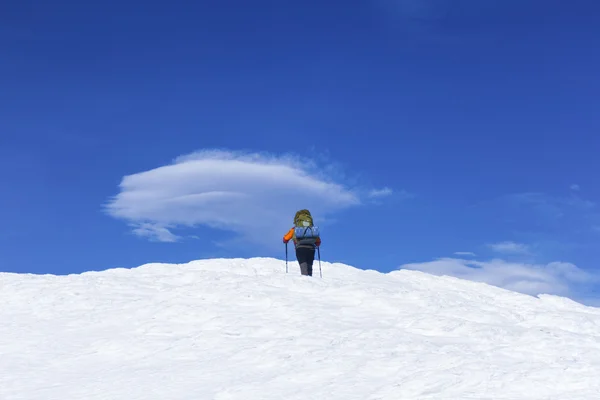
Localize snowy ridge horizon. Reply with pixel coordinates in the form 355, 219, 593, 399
2, 257, 600, 399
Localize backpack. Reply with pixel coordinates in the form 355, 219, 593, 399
292, 209, 320, 246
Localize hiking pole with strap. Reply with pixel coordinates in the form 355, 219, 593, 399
285, 242, 288, 273
317, 246, 322, 278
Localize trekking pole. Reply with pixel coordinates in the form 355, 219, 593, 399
285, 242, 288, 273
317, 246, 322, 278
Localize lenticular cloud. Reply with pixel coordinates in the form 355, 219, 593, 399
104, 150, 364, 243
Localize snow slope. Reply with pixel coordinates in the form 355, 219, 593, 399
2, 257, 600, 399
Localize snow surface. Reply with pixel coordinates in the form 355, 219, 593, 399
2, 257, 600, 399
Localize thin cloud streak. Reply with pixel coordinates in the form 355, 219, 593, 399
488, 241, 531, 255
454, 251, 476, 256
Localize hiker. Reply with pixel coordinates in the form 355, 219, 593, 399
283, 209, 321, 276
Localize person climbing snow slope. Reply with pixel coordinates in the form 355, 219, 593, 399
283, 209, 321, 276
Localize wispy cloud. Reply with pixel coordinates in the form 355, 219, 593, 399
131, 223, 180, 243
570, 184, 580, 191
488, 241, 531, 255
496, 191, 600, 240
400, 257, 600, 304
374, 0, 452, 39
505, 192, 565, 219
104, 149, 395, 244
373, 0, 513, 43
454, 251, 476, 256
368, 187, 393, 198
506, 192, 595, 217
367, 187, 415, 204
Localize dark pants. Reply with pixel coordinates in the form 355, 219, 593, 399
296, 246, 315, 276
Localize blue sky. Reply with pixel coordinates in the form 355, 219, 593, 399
2, 0, 600, 304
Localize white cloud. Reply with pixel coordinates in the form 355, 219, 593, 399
105, 149, 391, 244
368, 188, 415, 204
130, 223, 179, 243
570, 184, 580, 191
368, 187, 393, 198
400, 257, 598, 299
505, 191, 596, 218
454, 251, 476, 256
488, 241, 530, 255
